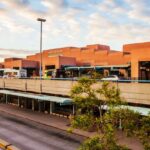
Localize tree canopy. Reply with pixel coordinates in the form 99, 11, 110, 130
70, 77, 150, 150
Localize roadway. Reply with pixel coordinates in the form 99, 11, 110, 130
0, 112, 84, 150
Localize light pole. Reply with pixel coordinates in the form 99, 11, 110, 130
37, 18, 46, 80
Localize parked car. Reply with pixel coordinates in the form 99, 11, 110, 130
101, 75, 119, 81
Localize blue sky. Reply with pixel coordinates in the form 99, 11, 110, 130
0, 0, 150, 61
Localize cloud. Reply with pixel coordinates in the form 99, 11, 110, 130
0, 0, 149, 53
125, 0, 150, 22
0, 0, 45, 32
0, 8, 7, 14
41, 0, 67, 9
86, 12, 150, 48
96, 0, 150, 23
96, 0, 127, 15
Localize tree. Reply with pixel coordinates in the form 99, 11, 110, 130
70, 77, 150, 150
70, 77, 98, 131
70, 77, 130, 150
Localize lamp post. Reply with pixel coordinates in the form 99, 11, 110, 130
37, 18, 46, 80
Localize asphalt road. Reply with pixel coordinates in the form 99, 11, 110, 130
0, 112, 84, 150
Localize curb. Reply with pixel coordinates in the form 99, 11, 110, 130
0, 139, 20, 150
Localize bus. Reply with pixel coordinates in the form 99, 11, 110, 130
0, 69, 27, 78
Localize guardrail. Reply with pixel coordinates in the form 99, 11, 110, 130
0, 139, 20, 150
2, 77, 150, 83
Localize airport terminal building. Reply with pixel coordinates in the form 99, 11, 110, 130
0, 41, 150, 80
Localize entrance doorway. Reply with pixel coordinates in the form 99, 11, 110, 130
139, 61, 150, 80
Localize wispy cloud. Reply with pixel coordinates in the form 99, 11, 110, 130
126, 0, 150, 22
0, 48, 37, 61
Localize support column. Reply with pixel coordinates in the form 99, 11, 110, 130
6, 94, 8, 104
32, 100, 35, 111
17, 96, 20, 107
72, 104, 75, 115
78, 69, 81, 77
2, 94, 5, 103
50, 101, 53, 114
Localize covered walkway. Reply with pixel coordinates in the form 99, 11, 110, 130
0, 89, 74, 117
0, 90, 72, 104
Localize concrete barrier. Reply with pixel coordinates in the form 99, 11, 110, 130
42, 80, 73, 95
3, 79, 26, 91
0, 79, 150, 105
26, 79, 41, 93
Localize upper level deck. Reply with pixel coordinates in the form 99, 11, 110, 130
0, 78, 150, 105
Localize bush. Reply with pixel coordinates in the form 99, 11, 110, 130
78, 136, 103, 150
109, 108, 141, 136
71, 114, 94, 131
78, 135, 131, 150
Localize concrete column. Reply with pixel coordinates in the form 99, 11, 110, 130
119, 118, 122, 130
6, 94, 8, 104
32, 100, 35, 111
78, 70, 81, 77
18, 96, 20, 107
72, 104, 75, 115
2, 94, 5, 103
50, 101, 53, 114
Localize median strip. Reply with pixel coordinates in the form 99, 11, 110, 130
0, 139, 20, 150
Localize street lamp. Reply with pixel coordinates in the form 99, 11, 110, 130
37, 18, 46, 80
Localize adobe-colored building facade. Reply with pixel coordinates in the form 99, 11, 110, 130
1, 42, 150, 79
2, 58, 39, 77
27, 44, 130, 67
123, 42, 150, 80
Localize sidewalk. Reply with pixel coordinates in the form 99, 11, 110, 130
0, 104, 144, 150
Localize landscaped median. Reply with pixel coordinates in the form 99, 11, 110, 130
0, 139, 20, 150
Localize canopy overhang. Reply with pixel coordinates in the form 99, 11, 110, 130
102, 105, 150, 116
65, 64, 130, 71
0, 90, 72, 105
95, 64, 130, 69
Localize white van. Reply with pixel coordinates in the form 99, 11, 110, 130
2, 69, 27, 78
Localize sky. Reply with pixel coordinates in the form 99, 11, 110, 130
0, 0, 150, 61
